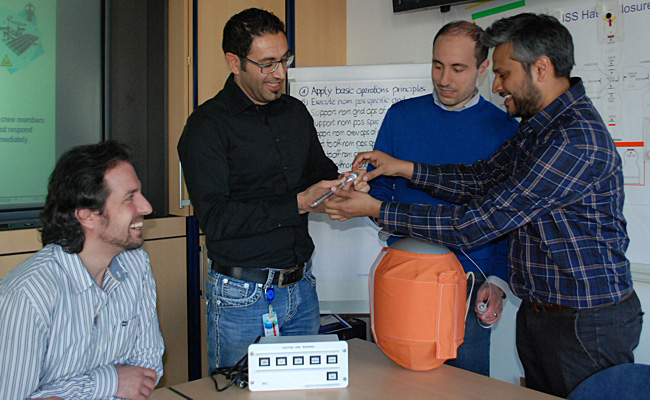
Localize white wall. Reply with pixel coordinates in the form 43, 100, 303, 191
347, 0, 593, 65
347, 1, 439, 65
347, 0, 650, 384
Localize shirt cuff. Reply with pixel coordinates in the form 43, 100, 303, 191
410, 162, 427, 186
89, 364, 119, 399
378, 201, 406, 234
409, 162, 444, 186
486, 275, 509, 298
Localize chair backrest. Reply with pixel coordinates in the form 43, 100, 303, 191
567, 363, 650, 400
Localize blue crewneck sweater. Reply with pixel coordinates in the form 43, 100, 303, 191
370, 93, 519, 278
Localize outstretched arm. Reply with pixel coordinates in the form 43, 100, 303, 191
352, 151, 414, 182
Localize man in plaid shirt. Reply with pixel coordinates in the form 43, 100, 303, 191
324, 13, 643, 398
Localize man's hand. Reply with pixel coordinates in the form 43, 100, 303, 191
350, 169, 371, 193
352, 151, 414, 181
115, 365, 157, 400
474, 282, 504, 325
323, 187, 382, 221
297, 178, 346, 214
297, 170, 369, 214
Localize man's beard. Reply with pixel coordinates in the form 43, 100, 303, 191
509, 74, 543, 120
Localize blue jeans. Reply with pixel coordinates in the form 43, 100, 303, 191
516, 290, 643, 398
445, 277, 491, 376
206, 266, 320, 371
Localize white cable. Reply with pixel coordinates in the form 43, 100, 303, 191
460, 248, 494, 329
464, 271, 475, 322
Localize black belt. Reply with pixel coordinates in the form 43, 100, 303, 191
525, 302, 575, 312
211, 261, 305, 288
525, 291, 633, 312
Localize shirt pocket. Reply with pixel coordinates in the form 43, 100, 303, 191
109, 314, 142, 359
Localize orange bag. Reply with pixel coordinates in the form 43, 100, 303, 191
369, 238, 467, 371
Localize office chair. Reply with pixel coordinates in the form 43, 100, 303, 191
567, 363, 650, 400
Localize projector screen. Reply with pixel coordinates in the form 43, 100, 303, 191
0, 0, 104, 230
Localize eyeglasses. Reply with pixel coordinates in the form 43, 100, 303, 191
240, 52, 295, 74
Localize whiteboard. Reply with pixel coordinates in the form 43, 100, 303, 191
289, 64, 434, 313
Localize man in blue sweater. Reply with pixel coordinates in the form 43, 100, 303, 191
369, 21, 518, 376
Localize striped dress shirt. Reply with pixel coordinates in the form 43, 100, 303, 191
379, 78, 633, 308
0, 244, 164, 399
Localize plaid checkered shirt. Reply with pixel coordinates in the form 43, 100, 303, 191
378, 78, 633, 308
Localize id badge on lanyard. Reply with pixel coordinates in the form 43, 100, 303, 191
262, 287, 279, 337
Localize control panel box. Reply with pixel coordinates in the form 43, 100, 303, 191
248, 334, 348, 391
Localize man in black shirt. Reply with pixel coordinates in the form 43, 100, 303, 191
178, 8, 346, 370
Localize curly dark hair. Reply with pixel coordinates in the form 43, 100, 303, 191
40, 140, 132, 253
222, 7, 285, 67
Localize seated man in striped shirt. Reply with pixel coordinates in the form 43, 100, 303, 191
0, 140, 164, 400
325, 13, 643, 399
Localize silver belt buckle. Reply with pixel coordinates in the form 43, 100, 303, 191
277, 266, 299, 288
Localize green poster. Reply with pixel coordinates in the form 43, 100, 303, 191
0, 0, 55, 207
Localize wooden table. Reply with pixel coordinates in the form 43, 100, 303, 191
151, 338, 559, 399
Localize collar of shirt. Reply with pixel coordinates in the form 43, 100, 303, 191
104, 256, 127, 293
520, 77, 585, 135
432, 88, 480, 111
223, 73, 287, 115
53, 245, 127, 295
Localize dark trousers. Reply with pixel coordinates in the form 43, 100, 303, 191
516, 291, 643, 398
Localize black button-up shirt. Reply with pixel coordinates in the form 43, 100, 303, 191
178, 74, 339, 268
